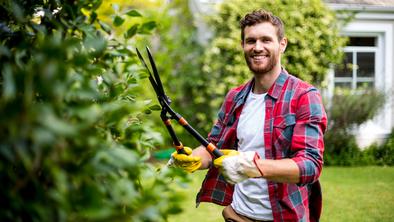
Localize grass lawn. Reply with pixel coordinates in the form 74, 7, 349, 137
168, 166, 394, 222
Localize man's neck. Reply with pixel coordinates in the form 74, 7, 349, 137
252, 65, 281, 94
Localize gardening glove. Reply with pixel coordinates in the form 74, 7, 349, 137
214, 150, 263, 184
167, 146, 201, 173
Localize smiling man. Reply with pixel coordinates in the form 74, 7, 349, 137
169, 9, 327, 222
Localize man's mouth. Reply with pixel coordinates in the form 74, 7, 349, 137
251, 54, 268, 61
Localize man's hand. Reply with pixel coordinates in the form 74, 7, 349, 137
213, 150, 263, 184
167, 147, 201, 173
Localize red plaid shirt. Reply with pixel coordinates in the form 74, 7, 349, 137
196, 69, 327, 222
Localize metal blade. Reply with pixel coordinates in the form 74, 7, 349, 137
146, 46, 166, 97
136, 48, 161, 99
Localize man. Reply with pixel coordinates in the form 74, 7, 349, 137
170, 9, 327, 222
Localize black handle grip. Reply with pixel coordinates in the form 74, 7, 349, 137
211, 148, 223, 158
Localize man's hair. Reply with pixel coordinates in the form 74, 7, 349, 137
239, 10, 285, 41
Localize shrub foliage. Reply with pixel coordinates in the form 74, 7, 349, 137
369, 130, 394, 166
0, 1, 186, 221
324, 88, 386, 166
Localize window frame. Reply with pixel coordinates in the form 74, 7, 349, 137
335, 46, 378, 89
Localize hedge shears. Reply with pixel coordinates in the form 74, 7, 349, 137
136, 47, 223, 158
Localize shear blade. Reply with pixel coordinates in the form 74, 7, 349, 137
136, 47, 170, 106
146, 46, 166, 97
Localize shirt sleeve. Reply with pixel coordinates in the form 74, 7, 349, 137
291, 89, 327, 186
207, 94, 228, 145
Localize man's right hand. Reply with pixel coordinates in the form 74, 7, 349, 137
167, 147, 202, 173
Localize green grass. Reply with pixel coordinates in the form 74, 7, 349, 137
168, 166, 394, 222
320, 166, 394, 222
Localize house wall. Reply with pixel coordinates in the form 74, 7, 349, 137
327, 6, 394, 147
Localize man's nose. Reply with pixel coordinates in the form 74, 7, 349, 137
254, 40, 264, 51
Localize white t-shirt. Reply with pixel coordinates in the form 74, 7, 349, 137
231, 91, 273, 221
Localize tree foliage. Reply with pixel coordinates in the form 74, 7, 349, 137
206, 0, 346, 82
183, 0, 348, 133
0, 1, 187, 221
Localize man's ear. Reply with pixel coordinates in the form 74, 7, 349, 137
280, 37, 288, 53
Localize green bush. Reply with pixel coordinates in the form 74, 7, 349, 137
377, 135, 394, 165
324, 88, 385, 166
324, 131, 363, 166
363, 130, 394, 166
325, 127, 394, 167
0, 1, 187, 221
327, 88, 386, 129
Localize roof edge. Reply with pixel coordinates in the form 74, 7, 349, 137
327, 3, 394, 12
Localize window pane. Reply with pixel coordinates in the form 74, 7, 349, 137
335, 52, 353, 77
349, 37, 376, 46
334, 82, 352, 88
357, 52, 375, 77
357, 81, 374, 88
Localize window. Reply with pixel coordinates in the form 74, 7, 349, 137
334, 37, 377, 89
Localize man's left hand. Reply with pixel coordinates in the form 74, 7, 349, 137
213, 150, 263, 184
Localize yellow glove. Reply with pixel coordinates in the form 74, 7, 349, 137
167, 147, 201, 173
213, 149, 240, 168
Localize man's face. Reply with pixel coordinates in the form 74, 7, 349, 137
242, 22, 287, 75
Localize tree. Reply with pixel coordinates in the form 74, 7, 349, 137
0, 1, 186, 221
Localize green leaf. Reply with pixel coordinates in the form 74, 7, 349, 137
113, 15, 125, 27
149, 104, 161, 110
95, 146, 138, 169
144, 109, 152, 114
11, 1, 25, 22
0, 45, 11, 58
139, 21, 156, 34
99, 21, 111, 34
2, 64, 15, 100
40, 109, 76, 136
89, 11, 98, 23
126, 9, 142, 17
91, 0, 103, 10
84, 35, 107, 57
125, 24, 139, 39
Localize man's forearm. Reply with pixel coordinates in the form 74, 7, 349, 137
255, 158, 300, 184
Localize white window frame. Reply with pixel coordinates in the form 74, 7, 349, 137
335, 44, 378, 89
331, 22, 393, 147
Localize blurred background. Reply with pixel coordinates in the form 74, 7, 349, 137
1, 0, 393, 221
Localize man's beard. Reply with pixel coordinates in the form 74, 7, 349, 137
244, 53, 277, 75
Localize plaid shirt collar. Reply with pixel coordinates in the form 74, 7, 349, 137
267, 68, 289, 100
234, 68, 290, 107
